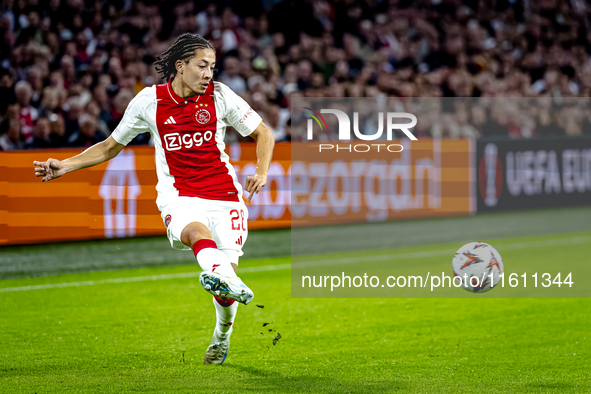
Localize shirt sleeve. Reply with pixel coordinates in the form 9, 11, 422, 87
216, 82, 262, 137
111, 89, 151, 146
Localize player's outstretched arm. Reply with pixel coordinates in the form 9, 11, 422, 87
245, 122, 275, 202
33, 136, 125, 182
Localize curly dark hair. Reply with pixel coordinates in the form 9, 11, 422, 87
153, 33, 215, 81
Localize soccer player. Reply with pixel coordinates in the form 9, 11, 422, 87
33, 33, 275, 365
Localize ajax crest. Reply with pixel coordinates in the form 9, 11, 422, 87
195, 109, 211, 124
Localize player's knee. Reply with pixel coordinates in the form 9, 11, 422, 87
181, 222, 214, 248
188, 233, 213, 248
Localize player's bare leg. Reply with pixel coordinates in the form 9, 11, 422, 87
181, 222, 252, 364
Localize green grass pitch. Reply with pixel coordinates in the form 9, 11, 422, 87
1, 231, 590, 392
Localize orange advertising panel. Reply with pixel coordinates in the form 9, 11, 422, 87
0, 140, 473, 246
290, 139, 475, 226
0, 143, 291, 246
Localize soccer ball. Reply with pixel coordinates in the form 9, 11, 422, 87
451, 242, 504, 293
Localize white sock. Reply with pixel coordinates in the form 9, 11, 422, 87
193, 240, 237, 278
212, 296, 238, 342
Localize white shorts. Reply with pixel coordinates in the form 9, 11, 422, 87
159, 196, 249, 266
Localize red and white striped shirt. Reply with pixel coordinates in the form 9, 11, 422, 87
112, 80, 262, 208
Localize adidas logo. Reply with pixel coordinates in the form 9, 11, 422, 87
235, 236, 243, 246
164, 116, 176, 125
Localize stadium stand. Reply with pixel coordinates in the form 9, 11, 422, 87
1, 0, 591, 149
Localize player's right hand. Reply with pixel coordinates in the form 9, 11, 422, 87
244, 173, 267, 202
34, 158, 66, 182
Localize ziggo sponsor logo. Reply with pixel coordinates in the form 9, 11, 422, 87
163, 131, 214, 151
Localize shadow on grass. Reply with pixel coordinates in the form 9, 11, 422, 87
224, 363, 407, 393
523, 382, 585, 391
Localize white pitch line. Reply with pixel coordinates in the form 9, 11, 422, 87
0, 263, 293, 293
291, 235, 591, 268
0, 236, 589, 293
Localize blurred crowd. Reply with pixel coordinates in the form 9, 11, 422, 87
2, 0, 591, 150
291, 96, 591, 141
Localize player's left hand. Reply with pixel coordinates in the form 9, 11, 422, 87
244, 173, 267, 202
